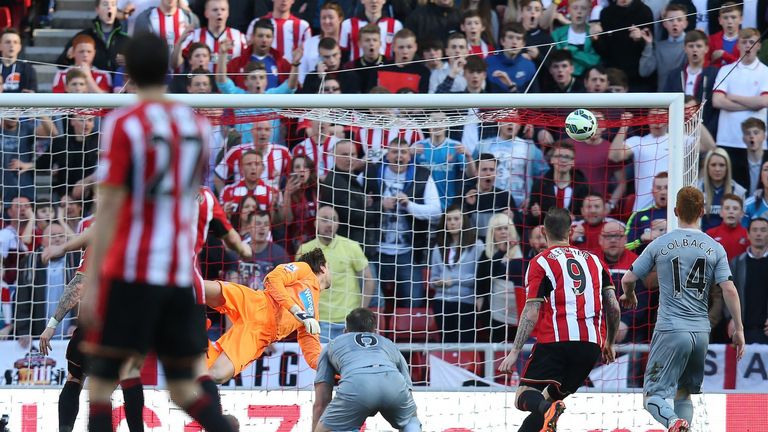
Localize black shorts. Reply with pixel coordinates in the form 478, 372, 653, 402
520, 341, 601, 397
66, 327, 86, 379
85, 279, 207, 358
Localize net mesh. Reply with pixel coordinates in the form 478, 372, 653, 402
0, 99, 719, 430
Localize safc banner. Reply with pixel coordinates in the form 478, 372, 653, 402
3, 389, 768, 431
1, 341, 768, 391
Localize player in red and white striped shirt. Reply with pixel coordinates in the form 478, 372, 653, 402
179, 0, 246, 71
80, 33, 233, 432
498, 208, 620, 432
291, 119, 339, 177
354, 125, 424, 163
338, 0, 402, 61
214, 121, 291, 190
246, 0, 311, 61
134, 0, 198, 56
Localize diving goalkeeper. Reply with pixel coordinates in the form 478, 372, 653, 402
205, 248, 331, 383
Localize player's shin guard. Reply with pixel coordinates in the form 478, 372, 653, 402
197, 375, 222, 413
184, 394, 234, 432
58, 380, 82, 431
673, 398, 694, 425
121, 378, 145, 432
645, 396, 678, 428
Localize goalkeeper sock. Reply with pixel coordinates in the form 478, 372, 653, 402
645, 395, 678, 428
198, 375, 222, 413
184, 394, 234, 432
88, 401, 113, 432
516, 390, 550, 414
518, 412, 545, 432
58, 380, 82, 431
674, 397, 694, 425
121, 378, 145, 432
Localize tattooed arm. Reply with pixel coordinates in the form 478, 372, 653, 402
38, 274, 84, 355
602, 286, 621, 363
498, 300, 542, 372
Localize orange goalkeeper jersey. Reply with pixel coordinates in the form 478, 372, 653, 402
263, 261, 322, 368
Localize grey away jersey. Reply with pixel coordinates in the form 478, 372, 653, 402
630, 228, 732, 333
314, 332, 413, 389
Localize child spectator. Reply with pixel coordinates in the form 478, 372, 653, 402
55, 0, 130, 72
697, 148, 747, 231
0, 29, 37, 93
52, 35, 112, 93
169, 42, 212, 93
461, 10, 494, 58
339, 0, 402, 61
460, 0, 499, 43
376, 29, 430, 93
713, 28, 768, 169
706, 193, 749, 260
246, 0, 311, 61
663, 30, 720, 135
178, 0, 247, 71
708, 2, 742, 67
639, 3, 688, 91
733, 117, 768, 195
342, 23, 385, 93
551, 0, 601, 77
300, 2, 343, 84
429, 32, 469, 93
486, 23, 536, 93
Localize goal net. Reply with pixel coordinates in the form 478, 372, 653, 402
0, 93, 723, 431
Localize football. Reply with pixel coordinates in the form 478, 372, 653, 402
564, 109, 598, 141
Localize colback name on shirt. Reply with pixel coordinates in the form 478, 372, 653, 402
658, 236, 714, 256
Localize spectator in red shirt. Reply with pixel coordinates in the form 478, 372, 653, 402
706, 193, 749, 260
571, 193, 611, 254
52, 35, 112, 93
707, 2, 742, 67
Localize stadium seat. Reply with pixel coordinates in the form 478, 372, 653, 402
392, 307, 440, 342
367, 306, 391, 334
409, 351, 429, 385
0, 8, 10, 32
434, 351, 485, 376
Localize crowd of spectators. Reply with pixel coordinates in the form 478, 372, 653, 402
0, 0, 767, 383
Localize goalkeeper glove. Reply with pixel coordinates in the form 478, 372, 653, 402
289, 304, 321, 335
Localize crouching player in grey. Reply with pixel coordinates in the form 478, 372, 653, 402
312, 308, 422, 432
621, 186, 746, 432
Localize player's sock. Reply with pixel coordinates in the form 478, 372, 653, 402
516, 390, 551, 414
121, 378, 145, 432
197, 375, 222, 413
88, 401, 113, 432
645, 395, 678, 428
184, 394, 234, 432
58, 380, 82, 431
517, 412, 545, 432
673, 398, 694, 425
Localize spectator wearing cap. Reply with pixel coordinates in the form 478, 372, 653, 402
0, 29, 37, 93
55, 0, 130, 72
52, 34, 112, 93
301, 37, 360, 93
